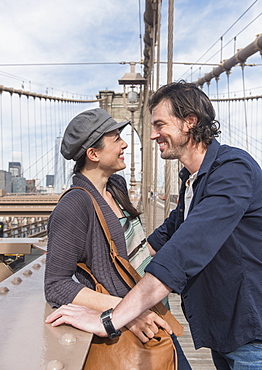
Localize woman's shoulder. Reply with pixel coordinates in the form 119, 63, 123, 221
55, 187, 94, 215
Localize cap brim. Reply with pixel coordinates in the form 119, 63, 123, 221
104, 120, 131, 133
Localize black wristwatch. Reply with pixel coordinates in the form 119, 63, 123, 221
100, 308, 122, 339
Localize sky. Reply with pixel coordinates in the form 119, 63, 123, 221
0, 0, 261, 188
0, 0, 261, 97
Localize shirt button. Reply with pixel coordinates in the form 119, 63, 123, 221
179, 208, 183, 212
188, 315, 192, 319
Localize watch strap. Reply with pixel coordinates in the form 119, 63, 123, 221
100, 308, 122, 339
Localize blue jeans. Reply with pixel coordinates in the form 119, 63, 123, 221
211, 340, 262, 370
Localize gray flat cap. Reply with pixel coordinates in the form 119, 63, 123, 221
61, 108, 130, 161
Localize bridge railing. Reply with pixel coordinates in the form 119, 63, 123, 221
0, 251, 93, 370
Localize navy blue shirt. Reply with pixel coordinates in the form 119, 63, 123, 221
146, 139, 262, 353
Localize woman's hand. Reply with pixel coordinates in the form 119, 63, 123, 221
45, 304, 107, 337
125, 310, 171, 343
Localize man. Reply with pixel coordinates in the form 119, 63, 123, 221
46, 81, 262, 369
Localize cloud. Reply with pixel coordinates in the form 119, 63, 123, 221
0, 0, 261, 183
0, 0, 144, 96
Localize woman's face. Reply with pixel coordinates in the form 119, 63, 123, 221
96, 129, 128, 174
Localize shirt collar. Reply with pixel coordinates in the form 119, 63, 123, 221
179, 139, 220, 181
198, 138, 220, 177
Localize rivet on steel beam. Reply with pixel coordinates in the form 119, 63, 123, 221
12, 277, 22, 285
0, 286, 9, 294
32, 263, 41, 269
45, 360, 65, 370
60, 333, 77, 345
23, 269, 33, 276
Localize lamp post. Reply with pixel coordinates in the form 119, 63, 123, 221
118, 62, 146, 198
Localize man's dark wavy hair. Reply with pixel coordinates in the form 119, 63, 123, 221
149, 80, 221, 148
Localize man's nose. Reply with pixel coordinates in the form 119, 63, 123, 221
150, 128, 160, 140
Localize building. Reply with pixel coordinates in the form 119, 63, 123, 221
12, 177, 26, 193
26, 179, 36, 193
8, 162, 22, 177
46, 175, 54, 187
0, 170, 12, 193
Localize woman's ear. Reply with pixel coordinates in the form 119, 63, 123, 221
185, 113, 198, 127
86, 148, 99, 162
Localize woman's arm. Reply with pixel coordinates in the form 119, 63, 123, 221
45, 190, 93, 306
46, 273, 172, 342
72, 286, 121, 311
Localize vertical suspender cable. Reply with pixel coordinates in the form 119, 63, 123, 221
27, 97, 31, 179
215, 78, 220, 121
19, 94, 23, 176
153, 0, 162, 230
33, 97, 38, 181
59, 100, 62, 136
0, 90, 3, 171
164, 0, 174, 218
226, 72, 232, 145
241, 65, 249, 151
10, 93, 14, 165
44, 98, 49, 180
39, 98, 44, 184
148, 2, 156, 234
50, 100, 56, 179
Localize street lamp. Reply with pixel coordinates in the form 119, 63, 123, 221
118, 62, 146, 198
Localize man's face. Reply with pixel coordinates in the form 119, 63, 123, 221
150, 99, 190, 160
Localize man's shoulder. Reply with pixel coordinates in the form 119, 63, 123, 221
218, 144, 260, 169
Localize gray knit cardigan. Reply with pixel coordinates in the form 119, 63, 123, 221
44, 172, 131, 308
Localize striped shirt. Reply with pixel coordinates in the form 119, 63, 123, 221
119, 210, 152, 276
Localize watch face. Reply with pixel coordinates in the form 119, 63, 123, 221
101, 309, 113, 322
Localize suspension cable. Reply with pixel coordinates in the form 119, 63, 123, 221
241, 65, 249, 151
164, 0, 174, 219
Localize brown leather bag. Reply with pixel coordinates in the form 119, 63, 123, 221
72, 187, 183, 369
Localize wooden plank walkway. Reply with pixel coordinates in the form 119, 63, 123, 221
169, 293, 215, 369
140, 200, 216, 369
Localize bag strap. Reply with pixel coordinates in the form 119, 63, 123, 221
61, 186, 140, 288
77, 262, 110, 295
62, 186, 183, 336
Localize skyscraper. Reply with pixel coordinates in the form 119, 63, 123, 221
0, 170, 12, 193
46, 175, 54, 187
8, 162, 22, 177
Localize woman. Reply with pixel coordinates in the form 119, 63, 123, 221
45, 107, 168, 341
45, 108, 191, 369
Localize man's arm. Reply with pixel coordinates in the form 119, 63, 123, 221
45, 273, 172, 337
112, 273, 172, 330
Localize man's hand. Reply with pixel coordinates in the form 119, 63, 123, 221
126, 309, 172, 343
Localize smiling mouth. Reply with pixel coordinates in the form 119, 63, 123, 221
158, 141, 167, 150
